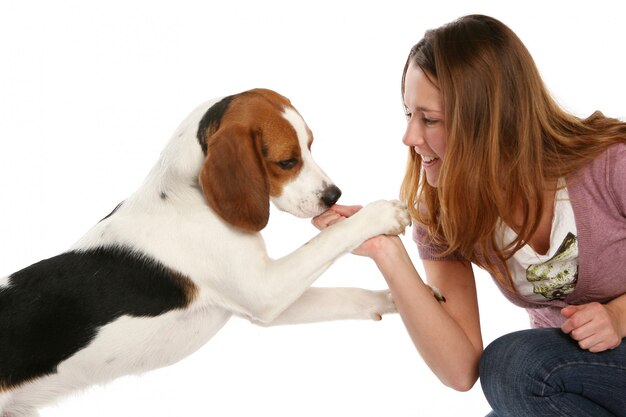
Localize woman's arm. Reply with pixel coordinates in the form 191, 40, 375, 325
314, 205, 483, 391
372, 237, 483, 391
561, 145, 626, 352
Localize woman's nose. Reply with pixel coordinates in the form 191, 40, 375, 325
402, 119, 425, 147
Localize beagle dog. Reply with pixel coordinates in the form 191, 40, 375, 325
0, 88, 411, 416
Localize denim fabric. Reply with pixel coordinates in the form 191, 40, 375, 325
480, 328, 626, 417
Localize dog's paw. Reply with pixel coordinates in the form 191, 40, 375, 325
364, 289, 397, 321
427, 285, 446, 303
354, 199, 411, 238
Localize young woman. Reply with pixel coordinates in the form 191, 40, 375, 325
314, 15, 626, 417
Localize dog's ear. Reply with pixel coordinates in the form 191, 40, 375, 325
199, 124, 270, 232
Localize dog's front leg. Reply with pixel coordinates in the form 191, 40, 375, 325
251, 287, 396, 326
233, 200, 410, 323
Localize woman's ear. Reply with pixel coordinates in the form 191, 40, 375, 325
199, 124, 270, 232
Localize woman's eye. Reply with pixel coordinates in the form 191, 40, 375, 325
422, 117, 438, 126
277, 158, 298, 170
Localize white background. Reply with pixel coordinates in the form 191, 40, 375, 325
0, 1, 624, 416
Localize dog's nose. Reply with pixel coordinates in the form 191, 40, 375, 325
321, 185, 342, 207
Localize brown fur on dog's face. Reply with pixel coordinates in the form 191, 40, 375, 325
199, 89, 337, 232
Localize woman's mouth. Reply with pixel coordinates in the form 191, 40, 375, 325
421, 154, 439, 166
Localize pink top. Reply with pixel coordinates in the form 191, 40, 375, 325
413, 142, 626, 328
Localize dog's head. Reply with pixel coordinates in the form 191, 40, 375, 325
197, 89, 341, 232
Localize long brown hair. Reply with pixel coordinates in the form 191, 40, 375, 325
400, 15, 626, 287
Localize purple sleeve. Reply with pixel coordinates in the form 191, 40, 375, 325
607, 142, 626, 218
412, 223, 465, 261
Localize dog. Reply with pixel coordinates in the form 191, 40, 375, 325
0, 88, 411, 416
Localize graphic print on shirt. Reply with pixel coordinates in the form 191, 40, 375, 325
526, 232, 578, 300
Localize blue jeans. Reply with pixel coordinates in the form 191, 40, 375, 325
480, 328, 626, 417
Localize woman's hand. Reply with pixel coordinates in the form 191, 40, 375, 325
311, 205, 355, 229
561, 302, 623, 352
311, 204, 396, 259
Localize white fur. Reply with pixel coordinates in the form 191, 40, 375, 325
272, 107, 334, 217
0, 95, 411, 415
0, 276, 9, 289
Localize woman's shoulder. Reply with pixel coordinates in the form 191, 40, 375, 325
568, 141, 626, 216
570, 141, 625, 185
600, 141, 626, 166
605, 142, 626, 212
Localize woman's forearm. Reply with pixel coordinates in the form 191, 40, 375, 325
372, 237, 483, 391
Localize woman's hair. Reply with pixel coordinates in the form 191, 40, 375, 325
400, 14, 626, 287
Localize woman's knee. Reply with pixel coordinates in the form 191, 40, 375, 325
480, 328, 626, 416
479, 329, 568, 408
479, 331, 525, 398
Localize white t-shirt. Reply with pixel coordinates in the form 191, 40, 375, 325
497, 182, 579, 302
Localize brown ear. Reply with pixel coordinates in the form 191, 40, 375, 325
199, 124, 270, 232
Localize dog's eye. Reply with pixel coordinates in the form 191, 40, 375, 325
277, 158, 298, 170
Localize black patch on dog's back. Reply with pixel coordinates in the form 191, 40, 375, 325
197, 95, 235, 154
0, 246, 197, 391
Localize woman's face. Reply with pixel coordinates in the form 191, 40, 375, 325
402, 63, 447, 187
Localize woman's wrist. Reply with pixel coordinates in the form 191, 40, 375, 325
368, 235, 405, 264
606, 295, 626, 339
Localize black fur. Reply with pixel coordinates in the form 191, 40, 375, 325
197, 95, 235, 154
0, 246, 196, 390
99, 201, 124, 223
